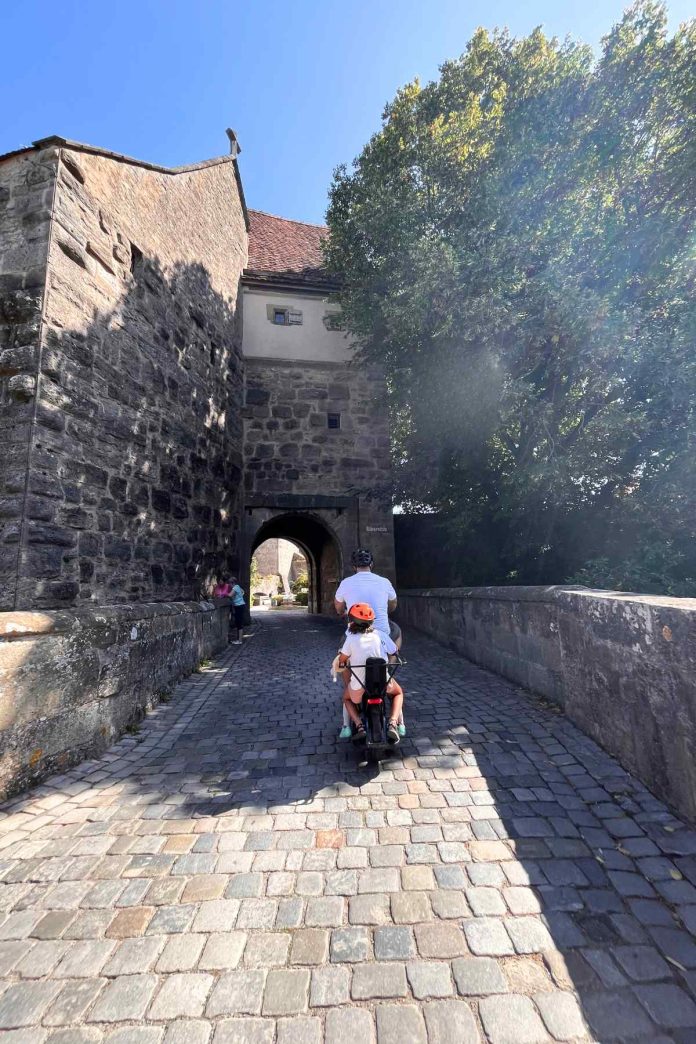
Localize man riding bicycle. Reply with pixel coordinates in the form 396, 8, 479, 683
334, 548, 404, 739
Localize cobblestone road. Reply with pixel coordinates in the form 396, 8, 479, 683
1, 611, 696, 1043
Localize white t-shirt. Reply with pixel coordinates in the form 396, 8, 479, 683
335, 571, 397, 638
341, 630, 393, 690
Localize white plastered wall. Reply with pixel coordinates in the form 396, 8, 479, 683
242, 288, 352, 362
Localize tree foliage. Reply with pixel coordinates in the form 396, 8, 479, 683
326, 2, 696, 594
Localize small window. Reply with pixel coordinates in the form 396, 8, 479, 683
273, 309, 287, 325
323, 312, 344, 331
327, 412, 341, 430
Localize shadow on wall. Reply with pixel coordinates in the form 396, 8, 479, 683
16, 250, 245, 611
0, 250, 245, 792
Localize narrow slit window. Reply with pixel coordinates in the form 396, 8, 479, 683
328, 412, 341, 430
130, 242, 144, 276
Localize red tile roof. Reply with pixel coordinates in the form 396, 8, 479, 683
246, 209, 334, 288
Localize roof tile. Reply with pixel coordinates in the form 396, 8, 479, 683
247, 209, 332, 286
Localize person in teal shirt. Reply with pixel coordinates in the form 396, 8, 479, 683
230, 577, 246, 644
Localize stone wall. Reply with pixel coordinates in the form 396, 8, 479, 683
398, 587, 696, 821
4, 140, 248, 610
243, 355, 395, 576
0, 146, 58, 609
252, 537, 306, 594
0, 599, 230, 799
244, 357, 390, 500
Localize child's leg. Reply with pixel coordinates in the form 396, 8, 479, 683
387, 680, 404, 725
342, 664, 352, 727
343, 689, 364, 728
387, 656, 405, 727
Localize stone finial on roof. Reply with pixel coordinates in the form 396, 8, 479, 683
226, 129, 241, 158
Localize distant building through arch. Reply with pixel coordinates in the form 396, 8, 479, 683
252, 537, 307, 600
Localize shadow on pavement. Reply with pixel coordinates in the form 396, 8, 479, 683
1, 610, 695, 1040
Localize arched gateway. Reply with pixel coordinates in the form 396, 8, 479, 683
247, 511, 341, 614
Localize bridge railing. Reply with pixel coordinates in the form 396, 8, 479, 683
0, 598, 230, 800
398, 586, 696, 822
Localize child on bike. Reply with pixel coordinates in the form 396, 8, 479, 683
336, 603, 404, 744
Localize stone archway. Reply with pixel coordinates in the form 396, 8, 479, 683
247, 511, 344, 615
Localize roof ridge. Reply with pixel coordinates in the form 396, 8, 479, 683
249, 207, 327, 231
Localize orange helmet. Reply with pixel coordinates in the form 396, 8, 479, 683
348, 603, 375, 624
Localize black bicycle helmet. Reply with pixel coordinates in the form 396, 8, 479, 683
351, 548, 374, 568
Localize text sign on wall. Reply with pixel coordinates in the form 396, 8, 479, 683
366, 526, 388, 533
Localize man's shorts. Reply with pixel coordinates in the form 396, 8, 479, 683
389, 621, 402, 644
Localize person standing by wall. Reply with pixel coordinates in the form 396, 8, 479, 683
230, 577, 246, 644
213, 577, 232, 599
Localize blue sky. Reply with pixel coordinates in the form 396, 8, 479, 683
2, 1, 691, 224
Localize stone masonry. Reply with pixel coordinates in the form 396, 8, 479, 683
398, 587, 696, 823
1, 135, 397, 621
242, 357, 395, 611
0, 611, 695, 1041
1, 138, 248, 611
0, 600, 230, 798
1, 133, 398, 796
0, 146, 57, 609
244, 357, 391, 505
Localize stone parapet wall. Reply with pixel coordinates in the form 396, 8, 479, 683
0, 598, 230, 799
398, 587, 696, 821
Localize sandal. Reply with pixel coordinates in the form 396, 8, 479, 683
387, 719, 400, 744
351, 722, 367, 744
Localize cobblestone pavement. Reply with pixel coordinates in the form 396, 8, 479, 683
1, 611, 696, 1043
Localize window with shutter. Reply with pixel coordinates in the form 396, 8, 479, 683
323, 312, 344, 331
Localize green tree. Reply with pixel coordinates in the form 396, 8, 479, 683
326, 2, 696, 593
250, 554, 261, 591
291, 571, 309, 595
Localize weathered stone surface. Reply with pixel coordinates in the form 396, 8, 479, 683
0, 149, 55, 611
242, 354, 394, 613
423, 1000, 480, 1044
0, 599, 229, 798
0, 137, 398, 797
2, 142, 247, 616
398, 587, 696, 822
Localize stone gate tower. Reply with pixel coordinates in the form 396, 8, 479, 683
241, 210, 394, 613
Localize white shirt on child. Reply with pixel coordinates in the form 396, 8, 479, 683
340, 630, 396, 690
